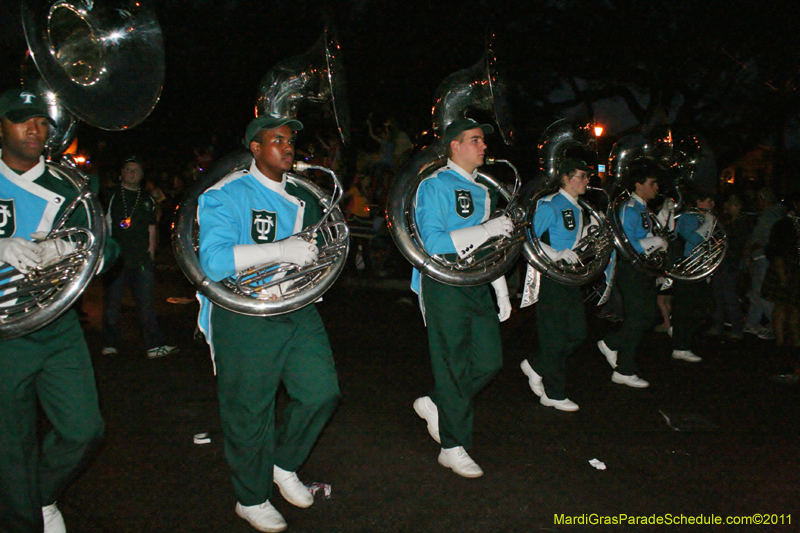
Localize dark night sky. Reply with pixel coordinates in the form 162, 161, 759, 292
2, 0, 799, 178
2, 0, 509, 172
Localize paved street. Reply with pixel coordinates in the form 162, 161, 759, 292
51, 260, 800, 532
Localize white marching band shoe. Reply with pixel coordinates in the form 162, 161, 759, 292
235, 501, 287, 533
438, 446, 484, 478
413, 396, 441, 444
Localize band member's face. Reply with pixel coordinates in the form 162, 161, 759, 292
120, 162, 144, 190
450, 127, 486, 173
635, 177, 659, 201
562, 169, 589, 197
251, 125, 295, 182
0, 116, 49, 171
697, 197, 714, 211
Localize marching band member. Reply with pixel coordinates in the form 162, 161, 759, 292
0, 88, 118, 533
520, 159, 592, 412
196, 116, 340, 532
597, 162, 667, 389
411, 118, 512, 478
670, 190, 716, 363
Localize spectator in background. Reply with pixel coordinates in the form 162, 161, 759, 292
317, 132, 343, 174
709, 194, 752, 340
762, 192, 800, 366
102, 156, 178, 359
144, 175, 167, 224
744, 187, 786, 340
367, 114, 396, 184
388, 118, 413, 168
343, 173, 376, 274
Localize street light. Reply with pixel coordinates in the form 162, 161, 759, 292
594, 125, 606, 182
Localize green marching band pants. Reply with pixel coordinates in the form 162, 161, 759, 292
672, 278, 711, 351
603, 259, 657, 376
0, 310, 104, 533
211, 304, 340, 506
533, 277, 587, 400
421, 276, 503, 450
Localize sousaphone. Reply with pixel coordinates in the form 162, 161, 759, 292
0, 0, 164, 339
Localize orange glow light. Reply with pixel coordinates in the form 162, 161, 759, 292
594, 126, 604, 137
64, 137, 79, 154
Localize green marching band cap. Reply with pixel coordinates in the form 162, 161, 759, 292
0, 89, 56, 126
441, 117, 494, 146
558, 158, 592, 176
243, 115, 304, 147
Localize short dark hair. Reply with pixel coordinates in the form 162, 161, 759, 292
445, 130, 467, 159
627, 158, 663, 189
559, 158, 591, 178
686, 189, 714, 206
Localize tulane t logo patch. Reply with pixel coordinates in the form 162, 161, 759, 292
0, 199, 16, 238
455, 190, 474, 219
640, 212, 651, 231
561, 209, 576, 230
251, 209, 277, 243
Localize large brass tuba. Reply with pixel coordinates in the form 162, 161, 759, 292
172, 27, 350, 316
521, 119, 613, 285
606, 131, 727, 281
386, 36, 525, 286
0, 0, 165, 339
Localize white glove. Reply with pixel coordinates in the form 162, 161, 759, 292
555, 249, 580, 264
279, 236, 319, 266
449, 225, 489, 259
0, 237, 44, 273
656, 199, 676, 230
449, 216, 513, 259
695, 213, 716, 240
639, 236, 668, 256
491, 276, 512, 322
31, 232, 77, 266
540, 242, 580, 264
482, 215, 513, 239
233, 236, 318, 272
